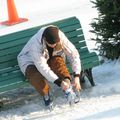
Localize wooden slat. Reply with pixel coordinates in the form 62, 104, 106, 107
53, 17, 80, 28
0, 71, 24, 82
0, 52, 18, 63
80, 51, 97, 59
81, 61, 99, 70
65, 29, 83, 38
0, 81, 29, 93
60, 24, 81, 33
0, 59, 18, 69
0, 28, 82, 51
78, 48, 89, 53
0, 37, 29, 50
0, 17, 79, 43
69, 35, 85, 43
0, 66, 19, 75
0, 25, 82, 54
81, 55, 99, 65
0, 29, 37, 44
0, 76, 24, 86
74, 42, 87, 49
0, 44, 25, 57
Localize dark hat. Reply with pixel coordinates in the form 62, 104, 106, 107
43, 26, 60, 44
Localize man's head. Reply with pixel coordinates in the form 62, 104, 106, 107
43, 26, 60, 47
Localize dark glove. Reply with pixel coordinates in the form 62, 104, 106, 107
54, 78, 63, 87
54, 77, 71, 87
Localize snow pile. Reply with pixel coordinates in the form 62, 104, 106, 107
0, 59, 120, 120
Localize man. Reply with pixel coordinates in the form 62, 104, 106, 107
17, 25, 81, 108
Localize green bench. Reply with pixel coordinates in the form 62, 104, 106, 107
0, 16, 100, 94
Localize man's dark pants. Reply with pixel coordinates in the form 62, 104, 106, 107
25, 56, 71, 96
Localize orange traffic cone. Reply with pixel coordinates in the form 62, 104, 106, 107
0, 0, 28, 26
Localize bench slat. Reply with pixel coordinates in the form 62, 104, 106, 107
0, 36, 85, 57
0, 44, 89, 65
69, 35, 85, 43
0, 37, 29, 50
81, 56, 99, 64
0, 53, 18, 63
0, 44, 24, 57
0, 66, 19, 75
0, 28, 82, 50
0, 76, 24, 86
0, 71, 24, 82
81, 61, 99, 70
65, 29, 83, 38
0, 80, 29, 93
60, 24, 81, 32
0, 60, 18, 69
0, 17, 80, 43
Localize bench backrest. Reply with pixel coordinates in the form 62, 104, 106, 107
0, 17, 88, 72
0, 16, 100, 93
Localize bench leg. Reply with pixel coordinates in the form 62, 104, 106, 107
85, 68, 95, 86
80, 69, 95, 86
80, 71, 85, 83
0, 102, 4, 109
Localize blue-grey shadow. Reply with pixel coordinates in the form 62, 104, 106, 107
78, 107, 120, 120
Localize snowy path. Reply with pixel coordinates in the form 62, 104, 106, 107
23, 95, 120, 120
0, 59, 120, 120
0, 91, 120, 120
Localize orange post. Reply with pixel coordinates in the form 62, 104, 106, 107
0, 0, 28, 26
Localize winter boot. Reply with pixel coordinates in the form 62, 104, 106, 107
74, 91, 80, 103
64, 86, 76, 106
43, 93, 53, 110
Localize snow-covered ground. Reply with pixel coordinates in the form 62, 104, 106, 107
0, 59, 120, 120
0, 0, 120, 120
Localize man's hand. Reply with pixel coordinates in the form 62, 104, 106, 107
72, 77, 81, 91
61, 81, 70, 91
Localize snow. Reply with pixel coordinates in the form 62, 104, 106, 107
0, 0, 120, 120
